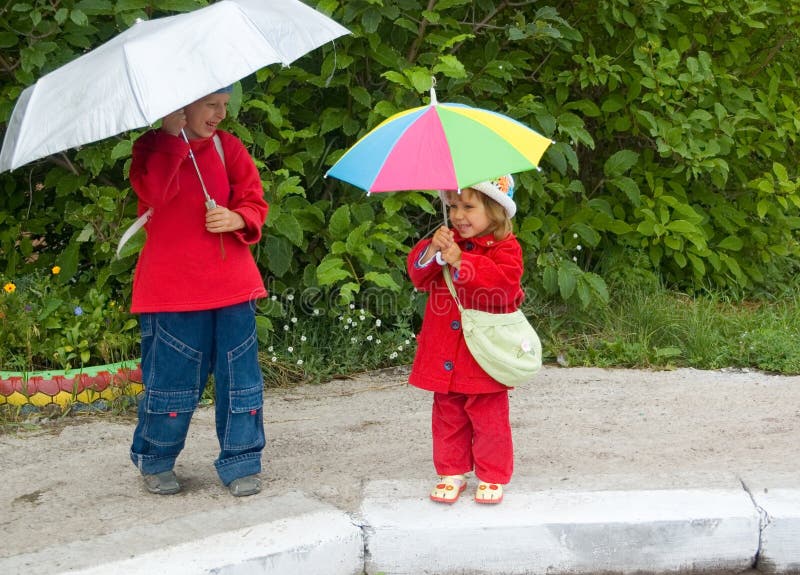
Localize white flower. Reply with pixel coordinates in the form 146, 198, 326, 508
375, 319, 382, 327
346, 317, 353, 324
390, 352, 398, 359
366, 335, 373, 341
271, 295, 277, 301
344, 324, 350, 330
297, 359, 303, 366
287, 346, 294, 353
376, 339, 381, 344
268, 346, 274, 352
283, 325, 290, 331
573, 233, 578, 239
349, 304, 355, 309
405, 339, 410, 345
287, 294, 294, 301
300, 335, 307, 342
271, 356, 277, 362
572, 256, 578, 262
291, 317, 298, 323
313, 309, 320, 316
359, 315, 366, 321
576, 244, 582, 251
398, 346, 403, 352
351, 337, 357, 343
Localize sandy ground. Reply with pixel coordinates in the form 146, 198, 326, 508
2, 365, 800, 560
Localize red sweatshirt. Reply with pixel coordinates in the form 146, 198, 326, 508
129, 129, 268, 313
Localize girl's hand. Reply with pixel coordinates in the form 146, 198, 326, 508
440, 241, 462, 268
430, 225, 454, 253
205, 206, 245, 233
161, 109, 186, 137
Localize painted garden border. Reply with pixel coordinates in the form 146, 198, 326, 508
0, 359, 143, 409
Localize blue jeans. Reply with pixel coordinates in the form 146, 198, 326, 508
130, 302, 265, 485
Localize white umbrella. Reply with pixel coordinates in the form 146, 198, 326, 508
0, 0, 350, 172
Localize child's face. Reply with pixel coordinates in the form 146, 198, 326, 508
445, 187, 492, 238
183, 93, 230, 139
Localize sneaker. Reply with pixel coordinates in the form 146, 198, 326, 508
143, 470, 180, 495
228, 474, 261, 497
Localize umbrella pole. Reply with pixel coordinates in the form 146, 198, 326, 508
181, 129, 225, 259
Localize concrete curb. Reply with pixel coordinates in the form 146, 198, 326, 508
752, 489, 800, 573
3, 492, 363, 575
4, 485, 800, 575
362, 482, 760, 574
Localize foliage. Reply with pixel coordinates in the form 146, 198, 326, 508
0, 267, 138, 370
255, 288, 418, 385
539, 277, 800, 374
1, 1, 799, 373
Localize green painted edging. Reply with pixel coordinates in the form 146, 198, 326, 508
0, 359, 142, 381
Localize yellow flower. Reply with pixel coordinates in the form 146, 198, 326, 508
3, 282, 16, 294
51, 266, 61, 275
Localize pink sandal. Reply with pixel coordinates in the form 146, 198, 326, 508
430, 475, 467, 503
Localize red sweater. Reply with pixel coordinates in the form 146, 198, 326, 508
406, 231, 525, 394
129, 129, 268, 313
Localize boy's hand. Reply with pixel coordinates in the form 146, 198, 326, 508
161, 109, 186, 137
205, 207, 245, 233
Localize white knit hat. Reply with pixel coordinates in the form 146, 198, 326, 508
468, 174, 516, 218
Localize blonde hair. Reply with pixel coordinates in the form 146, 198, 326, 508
443, 188, 513, 240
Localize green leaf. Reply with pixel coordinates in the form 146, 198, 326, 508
717, 236, 743, 251
328, 205, 351, 240
317, 256, 351, 286
264, 235, 292, 277
557, 263, 577, 300
364, 271, 401, 290
603, 150, 639, 177
272, 213, 304, 247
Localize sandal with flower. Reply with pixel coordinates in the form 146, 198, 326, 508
430, 474, 467, 504
475, 481, 504, 504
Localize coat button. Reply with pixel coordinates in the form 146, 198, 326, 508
444, 361, 454, 371
450, 320, 460, 330
465, 241, 475, 250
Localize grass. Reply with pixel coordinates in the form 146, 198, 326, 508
536, 280, 800, 374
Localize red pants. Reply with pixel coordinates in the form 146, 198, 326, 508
431, 390, 513, 484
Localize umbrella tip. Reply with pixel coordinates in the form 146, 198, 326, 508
430, 76, 438, 105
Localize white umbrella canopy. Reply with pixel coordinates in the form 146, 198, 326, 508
0, 0, 350, 172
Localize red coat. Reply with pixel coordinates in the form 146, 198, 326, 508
406, 231, 525, 394
129, 129, 268, 313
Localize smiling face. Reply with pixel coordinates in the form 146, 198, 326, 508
444, 187, 493, 239
183, 93, 230, 139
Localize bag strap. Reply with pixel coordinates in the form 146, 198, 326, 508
116, 133, 226, 258
441, 264, 465, 313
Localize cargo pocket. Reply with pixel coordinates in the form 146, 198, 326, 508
142, 389, 198, 447
223, 385, 264, 451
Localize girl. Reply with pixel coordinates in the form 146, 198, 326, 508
406, 174, 523, 504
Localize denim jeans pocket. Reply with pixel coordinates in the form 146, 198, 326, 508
143, 389, 198, 447
224, 385, 264, 451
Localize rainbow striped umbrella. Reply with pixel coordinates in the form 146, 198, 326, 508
326, 87, 553, 193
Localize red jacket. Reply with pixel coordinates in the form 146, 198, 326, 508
406, 231, 525, 394
129, 129, 268, 313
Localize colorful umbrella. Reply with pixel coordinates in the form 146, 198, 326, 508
325, 86, 553, 193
